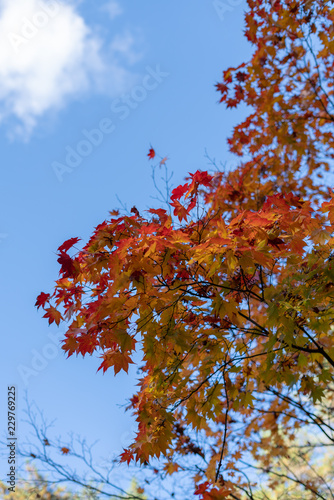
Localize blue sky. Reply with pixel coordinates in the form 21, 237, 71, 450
0, 0, 251, 490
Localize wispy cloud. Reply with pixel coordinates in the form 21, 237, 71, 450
101, 0, 122, 20
110, 31, 143, 65
0, 0, 139, 140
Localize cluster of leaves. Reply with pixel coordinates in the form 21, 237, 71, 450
37, 0, 334, 498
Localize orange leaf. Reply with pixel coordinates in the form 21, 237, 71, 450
43, 306, 63, 326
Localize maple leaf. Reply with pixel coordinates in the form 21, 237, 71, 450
35, 292, 50, 310
58, 237, 80, 253
223, 69, 232, 83
195, 482, 210, 496
170, 200, 189, 222
97, 350, 134, 375
131, 206, 140, 217
77, 332, 99, 356
159, 156, 168, 167
171, 183, 190, 201
147, 147, 156, 160
226, 98, 238, 108
216, 83, 228, 94
60, 447, 70, 455
57, 252, 78, 278
62, 333, 79, 357
120, 448, 135, 465
236, 71, 247, 82
267, 237, 285, 249
43, 306, 62, 326
147, 208, 168, 222
188, 170, 213, 187
164, 462, 179, 475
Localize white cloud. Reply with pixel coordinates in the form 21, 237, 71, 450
110, 31, 143, 65
101, 0, 122, 20
0, 0, 138, 139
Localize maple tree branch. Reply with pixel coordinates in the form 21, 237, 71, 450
258, 265, 265, 302
249, 402, 315, 428
163, 333, 208, 385
266, 388, 334, 443
303, 31, 334, 117
150, 161, 173, 214
215, 367, 230, 483
288, 442, 334, 449
237, 312, 269, 337
238, 311, 331, 358
296, 324, 334, 368
202, 279, 264, 303
233, 482, 256, 500
239, 459, 328, 500
298, 451, 334, 498
172, 362, 225, 411
157, 276, 264, 304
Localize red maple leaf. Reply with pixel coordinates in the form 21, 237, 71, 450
170, 200, 190, 222
77, 333, 99, 356
57, 252, 77, 278
148, 208, 167, 217
35, 292, 50, 310
131, 206, 140, 217
195, 482, 210, 496
268, 237, 285, 248
188, 170, 213, 187
120, 448, 135, 465
61, 447, 70, 455
227, 98, 238, 108
171, 183, 190, 201
58, 237, 80, 254
43, 306, 63, 326
236, 71, 247, 82
62, 333, 79, 357
97, 350, 134, 375
216, 83, 228, 94
147, 147, 156, 160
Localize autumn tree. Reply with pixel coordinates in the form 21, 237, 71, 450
37, 0, 334, 498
